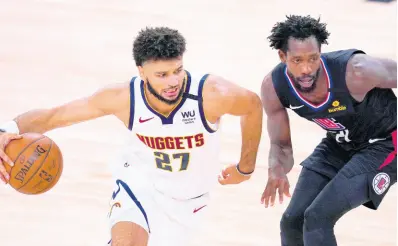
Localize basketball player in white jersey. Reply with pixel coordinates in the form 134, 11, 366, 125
0, 27, 263, 246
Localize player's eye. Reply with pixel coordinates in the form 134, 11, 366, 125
293, 59, 301, 64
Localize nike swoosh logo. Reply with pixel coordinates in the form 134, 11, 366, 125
369, 138, 387, 144
193, 205, 207, 213
139, 117, 154, 123
289, 104, 304, 110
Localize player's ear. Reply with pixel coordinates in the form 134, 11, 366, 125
278, 50, 286, 63
137, 66, 145, 79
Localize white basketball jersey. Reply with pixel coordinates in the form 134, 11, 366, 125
121, 71, 221, 200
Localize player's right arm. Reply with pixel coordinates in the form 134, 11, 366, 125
260, 74, 293, 208
0, 82, 130, 182
12, 82, 130, 134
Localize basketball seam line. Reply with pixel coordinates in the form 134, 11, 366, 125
11, 135, 46, 163
33, 159, 62, 194
17, 139, 53, 192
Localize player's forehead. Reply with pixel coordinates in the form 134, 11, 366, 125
142, 57, 183, 73
286, 36, 320, 57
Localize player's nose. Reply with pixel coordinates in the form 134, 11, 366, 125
168, 75, 180, 87
301, 63, 312, 74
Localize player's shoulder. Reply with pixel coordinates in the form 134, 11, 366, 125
261, 71, 280, 103
321, 49, 366, 63
200, 74, 257, 102
199, 74, 227, 97
261, 71, 273, 92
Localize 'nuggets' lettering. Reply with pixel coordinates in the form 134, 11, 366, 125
195, 133, 204, 147
184, 136, 194, 148
146, 137, 155, 149
136, 134, 145, 144
165, 137, 175, 149
136, 133, 205, 150
175, 137, 184, 149
155, 137, 165, 150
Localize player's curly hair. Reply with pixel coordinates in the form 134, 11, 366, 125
133, 27, 186, 66
268, 15, 330, 52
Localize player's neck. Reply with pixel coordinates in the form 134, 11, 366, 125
300, 68, 329, 104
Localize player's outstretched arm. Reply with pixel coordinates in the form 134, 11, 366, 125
346, 53, 397, 96
6, 82, 130, 135
260, 74, 293, 207
202, 75, 263, 185
0, 82, 130, 183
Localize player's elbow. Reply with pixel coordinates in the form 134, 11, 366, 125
351, 55, 368, 80
246, 91, 263, 115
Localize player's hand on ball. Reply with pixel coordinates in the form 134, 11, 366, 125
261, 165, 291, 208
0, 132, 22, 184
218, 164, 252, 185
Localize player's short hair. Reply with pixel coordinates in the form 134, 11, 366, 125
133, 27, 186, 66
268, 15, 330, 52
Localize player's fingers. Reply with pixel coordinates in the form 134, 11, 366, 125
278, 182, 285, 204
261, 191, 269, 207
264, 180, 277, 207
221, 166, 231, 178
0, 174, 7, 184
218, 175, 228, 185
0, 162, 10, 182
261, 187, 268, 203
284, 184, 291, 197
218, 167, 226, 180
7, 134, 22, 143
0, 160, 7, 184
0, 151, 14, 167
269, 182, 277, 207
260, 194, 264, 204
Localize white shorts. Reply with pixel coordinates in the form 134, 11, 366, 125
106, 161, 210, 246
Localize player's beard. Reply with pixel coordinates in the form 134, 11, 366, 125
289, 68, 321, 93
146, 78, 185, 105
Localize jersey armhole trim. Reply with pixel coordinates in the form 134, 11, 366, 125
198, 74, 218, 133
271, 67, 290, 109
128, 76, 137, 130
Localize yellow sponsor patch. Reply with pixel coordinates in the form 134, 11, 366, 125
328, 100, 346, 113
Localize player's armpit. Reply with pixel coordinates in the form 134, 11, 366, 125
346, 53, 397, 95
13, 82, 130, 134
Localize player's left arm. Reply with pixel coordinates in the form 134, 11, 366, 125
346, 53, 397, 95
203, 75, 263, 175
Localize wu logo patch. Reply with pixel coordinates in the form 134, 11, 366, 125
181, 110, 195, 118
181, 110, 196, 124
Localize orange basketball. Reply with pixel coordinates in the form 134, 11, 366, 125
4, 133, 63, 195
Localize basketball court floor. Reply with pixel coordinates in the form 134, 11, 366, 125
0, 0, 396, 245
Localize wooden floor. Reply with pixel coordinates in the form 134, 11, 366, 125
0, 0, 396, 245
